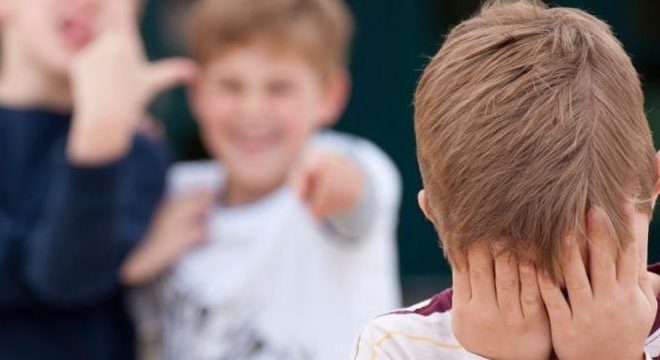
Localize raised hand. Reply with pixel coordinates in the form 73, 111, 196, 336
120, 189, 213, 285
290, 151, 364, 219
538, 206, 657, 360
451, 243, 552, 360
68, 0, 197, 164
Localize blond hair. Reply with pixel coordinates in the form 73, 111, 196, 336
190, 0, 354, 77
415, 0, 657, 281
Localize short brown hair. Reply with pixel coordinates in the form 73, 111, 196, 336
415, 0, 657, 281
189, 0, 354, 77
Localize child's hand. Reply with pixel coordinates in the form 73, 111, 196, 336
538, 206, 657, 360
290, 151, 364, 219
451, 243, 552, 360
68, 0, 196, 164
120, 189, 213, 285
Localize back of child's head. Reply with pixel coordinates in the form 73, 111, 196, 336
189, 0, 354, 79
415, 0, 657, 281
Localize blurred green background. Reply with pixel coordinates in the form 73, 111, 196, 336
141, 0, 660, 304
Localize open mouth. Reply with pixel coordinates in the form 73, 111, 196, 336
231, 132, 280, 154
58, 18, 94, 50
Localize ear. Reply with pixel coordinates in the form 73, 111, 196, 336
418, 189, 437, 224
318, 69, 350, 127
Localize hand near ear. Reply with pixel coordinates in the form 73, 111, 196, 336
421, 189, 658, 360
538, 206, 656, 360
451, 243, 552, 360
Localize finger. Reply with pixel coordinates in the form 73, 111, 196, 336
452, 259, 471, 307
467, 243, 497, 306
187, 222, 207, 244
537, 271, 572, 325
588, 207, 617, 293
190, 198, 213, 219
146, 58, 198, 96
562, 233, 592, 311
617, 201, 648, 287
639, 267, 657, 308
173, 221, 207, 251
290, 163, 316, 202
173, 189, 213, 218
103, 0, 139, 35
494, 250, 521, 315
617, 228, 639, 288
192, 188, 215, 206
179, 187, 212, 204
192, 198, 214, 222
289, 168, 305, 200
638, 249, 656, 307
519, 262, 544, 319
310, 169, 334, 219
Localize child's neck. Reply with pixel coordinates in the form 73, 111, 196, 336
0, 33, 72, 112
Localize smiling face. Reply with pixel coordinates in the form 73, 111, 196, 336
0, 0, 137, 77
191, 42, 347, 204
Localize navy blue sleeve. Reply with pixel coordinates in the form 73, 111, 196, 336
22, 136, 168, 306
0, 208, 25, 306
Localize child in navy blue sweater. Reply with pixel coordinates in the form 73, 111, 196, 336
0, 0, 195, 358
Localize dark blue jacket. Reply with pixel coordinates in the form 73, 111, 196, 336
0, 107, 167, 359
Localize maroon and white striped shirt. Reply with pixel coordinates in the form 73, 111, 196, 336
352, 263, 660, 359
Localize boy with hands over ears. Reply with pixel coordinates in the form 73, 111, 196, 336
352, 1, 660, 359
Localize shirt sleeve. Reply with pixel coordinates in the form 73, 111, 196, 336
316, 132, 402, 241
351, 328, 400, 360
17, 136, 167, 307
0, 209, 25, 306
350, 319, 416, 360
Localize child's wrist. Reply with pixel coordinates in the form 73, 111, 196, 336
67, 118, 133, 165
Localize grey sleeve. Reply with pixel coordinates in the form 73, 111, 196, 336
326, 171, 377, 240
312, 130, 402, 243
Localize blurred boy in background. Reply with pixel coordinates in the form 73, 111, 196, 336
0, 0, 194, 359
121, 0, 401, 358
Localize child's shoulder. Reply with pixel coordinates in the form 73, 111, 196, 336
358, 289, 454, 337
311, 130, 391, 166
167, 160, 225, 195
352, 289, 484, 359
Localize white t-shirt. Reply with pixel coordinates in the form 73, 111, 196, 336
132, 132, 401, 360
